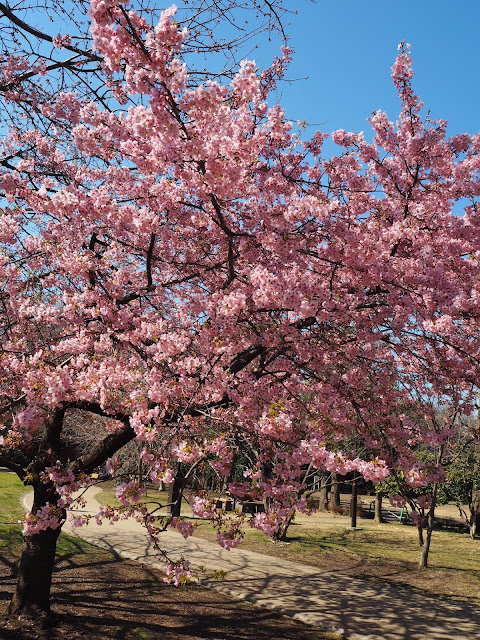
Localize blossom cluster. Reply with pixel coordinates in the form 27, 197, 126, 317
163, 561, 194, 586
116, 480, 146, 506
23, 504, 64, 536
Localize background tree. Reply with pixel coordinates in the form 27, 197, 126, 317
373, 488, 384, 523
375, 406, 459, 568
442, 412, 480, 538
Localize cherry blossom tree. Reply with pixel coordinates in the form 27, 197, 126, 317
1, 0, 480, 619
375, 409, 452, 569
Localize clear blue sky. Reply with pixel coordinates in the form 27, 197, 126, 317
24, 0, 480, 141
259, 0, 480, 141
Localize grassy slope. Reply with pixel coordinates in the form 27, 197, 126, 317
0, 471, 27, 557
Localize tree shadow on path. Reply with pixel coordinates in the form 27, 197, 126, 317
0, 546, 326, 640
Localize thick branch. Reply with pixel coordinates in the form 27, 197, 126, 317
0, 454, 27, 481
229, 344, 266, 375
146, 233, 155, 288
73, 425, 135, 474
44, 406, 65, 452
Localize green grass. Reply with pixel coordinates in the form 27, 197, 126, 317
278, 519, 480, 572
0, 471, 29, 523
0, 472, 122, 559
0, 471, 29, 554
91, 479, 120, 507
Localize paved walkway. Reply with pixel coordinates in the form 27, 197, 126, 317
24, 488, 480, 640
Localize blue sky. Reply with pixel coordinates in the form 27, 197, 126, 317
20, 0, 480, 142
260, 0, 480, 141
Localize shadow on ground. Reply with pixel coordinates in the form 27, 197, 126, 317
0, 547, 327, 640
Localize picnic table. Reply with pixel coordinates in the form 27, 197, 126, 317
215, 498, 266, 514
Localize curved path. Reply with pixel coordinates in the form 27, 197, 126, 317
24, 488, 480, 640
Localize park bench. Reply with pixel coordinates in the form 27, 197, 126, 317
239, 500, 265, 514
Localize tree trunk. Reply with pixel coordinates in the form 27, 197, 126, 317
329, 473, 341, 509
469, 515, 480, 539
419, 516, 434, 569
418, 484, 438, 569
6, 405, 137, 618
374, 492, 384, 523
166, 472, 185, 517
350, 471, 358, 528
273, 511, 295, 542
318, 473, 329, 512
8, 483, 65, 618
416, 520, 424, 547
469, 487, 480, 539
8, 526, 63, 618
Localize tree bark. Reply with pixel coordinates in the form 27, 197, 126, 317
419, 515, 434, 569
318, 473, 329, 511
418, 484, 438, 569
374, 491, 384, 523
328, 473, 341, 509
350, 471, 358, 528
273, 511, 295, 542
469, 515, 479, 539
469, 486, 480, 539
166, 471, 185, 517
7, 482, 65, 618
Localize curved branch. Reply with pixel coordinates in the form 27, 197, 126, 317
0, 454, 27, 481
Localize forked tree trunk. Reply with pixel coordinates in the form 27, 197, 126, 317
273, 511, 295, 542
5, 405, 136, 618
7, 483, 65, 618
